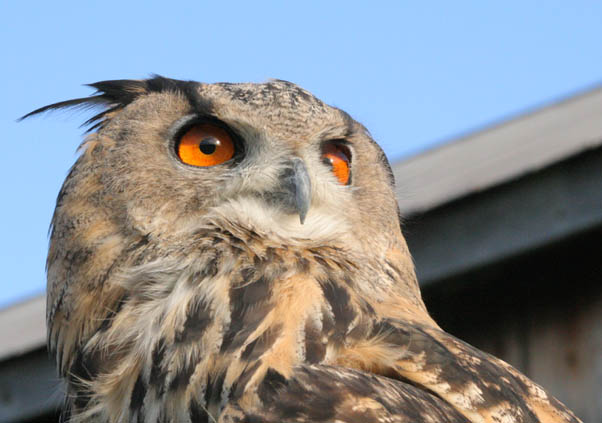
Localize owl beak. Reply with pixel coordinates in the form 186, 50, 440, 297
292, 158, 311, 224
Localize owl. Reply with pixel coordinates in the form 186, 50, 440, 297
24, 76, 581, 423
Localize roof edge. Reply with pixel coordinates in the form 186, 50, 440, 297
393, 84, 602, 215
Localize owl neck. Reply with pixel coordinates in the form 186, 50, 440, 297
57, 221, 424, 421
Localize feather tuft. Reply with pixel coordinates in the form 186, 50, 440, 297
19, 75, 194, 132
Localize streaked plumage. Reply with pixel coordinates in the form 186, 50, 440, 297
24, 76, 581, 422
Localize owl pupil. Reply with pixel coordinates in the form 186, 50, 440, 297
199, 137, 218, 155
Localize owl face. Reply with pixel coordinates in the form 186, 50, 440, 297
61, 78, 402, 254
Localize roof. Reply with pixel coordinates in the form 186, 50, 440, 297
394, 84, 602, 215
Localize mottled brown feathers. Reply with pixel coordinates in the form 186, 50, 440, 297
30, 77, 581, 422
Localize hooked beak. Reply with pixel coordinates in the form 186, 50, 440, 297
290, 158, 311, 224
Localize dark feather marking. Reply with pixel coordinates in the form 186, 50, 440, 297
312, 255, 331, 270
240, 266, 255, 281
256, 367, 337, 422
240, 338, 258, 361
231, 360, 262, 399
296, 256, 310, 273
221, 273, 274, 352
130, 373, 147, 411
220, 301, 272, 353
241, 275, 271, 304
228, 236, 248, 252
257, 368, 288, 404
252, 254, 262, 267
169, 359, 198, 391
65, 246, 93, 269
175, 297, 212, 343
240, 323, 283, 361
71, 351, 101, 410
149, 338, 167, 395
205, 371, 226, 409
304, 318, 326, 363
244, 415, 263, 423
319, 278, 356, 337
73, 388, 92, 410
70, 349, 101, 382
189, 398, 209, 422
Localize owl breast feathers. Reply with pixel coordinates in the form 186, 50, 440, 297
24, 77, 581, 423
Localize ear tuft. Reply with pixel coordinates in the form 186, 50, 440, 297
19, 75, 191, 132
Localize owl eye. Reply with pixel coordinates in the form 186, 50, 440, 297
177, 124, 235, 167
321, 141, 352, 185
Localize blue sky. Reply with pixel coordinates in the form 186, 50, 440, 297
2, 1, 602, 307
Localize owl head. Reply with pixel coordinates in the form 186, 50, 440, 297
28, 76, 405, 245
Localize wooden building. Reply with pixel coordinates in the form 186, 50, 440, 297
1, 86, 601, 422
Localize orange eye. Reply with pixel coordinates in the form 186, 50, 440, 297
177, 124, 235, 167
321, 142, 351, 185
